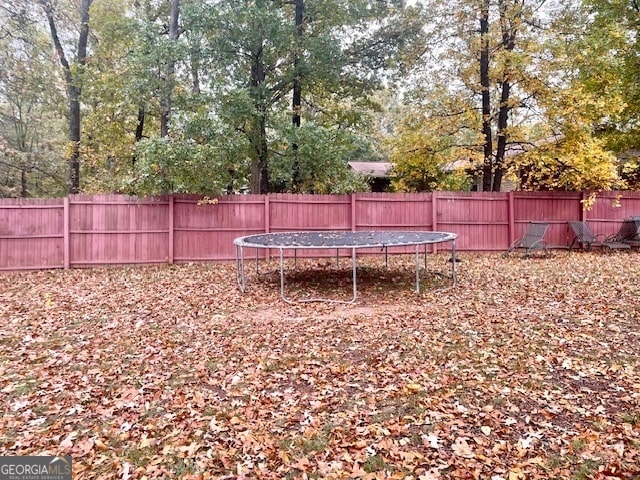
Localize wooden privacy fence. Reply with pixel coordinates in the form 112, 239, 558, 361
1, 191, 640, 271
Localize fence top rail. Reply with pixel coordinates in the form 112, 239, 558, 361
0, 204, 63, 209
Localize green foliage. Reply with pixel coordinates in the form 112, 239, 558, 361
269, 117, 370, 193
4, 0, 640, 196
0, 4, 67, 197
558, 0, 640, 187
81, 0, 145, 175
125, 124, 247, 196
577, 0, 640, 142
199, 0, 421, 193
389, 147, 472, 193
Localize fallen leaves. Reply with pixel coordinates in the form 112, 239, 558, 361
0, 253, 639, 479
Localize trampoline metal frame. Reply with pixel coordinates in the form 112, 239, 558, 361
234, 230, 458, 304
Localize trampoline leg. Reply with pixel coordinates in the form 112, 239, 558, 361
235, 245, 240, 286
255, 248, 259, 274
431, 239, 457, 293
424, 244, 428, 269
351, 247, 358, 302
415, 244, 421, 294
236, 245, 247, 293
279, 248, 291, 304
452, 240, 457, 287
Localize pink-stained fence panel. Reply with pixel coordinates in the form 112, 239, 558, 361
68, 195, 170, 266
269, 194, 352, 231
353, 192, 434, 254
0, 198, 64, 270
587, 191, 640, 237
355, 192, 433, 230
268, 194, 352, 257
5, 190, 640, 272
435, 192, 510, 251
173, 194, 266, 262
512, 192, 582, 246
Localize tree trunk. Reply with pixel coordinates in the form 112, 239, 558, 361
250, 114, 269, 194
41, 0, 93, 194
250, 44, 269, 194
190, 38, 202, 95
132, 107, 145, 166
291, 0, 304, 191
479, 0, 493, 192
493, 0, 519, 192
161, 0, 180, 137
292, 0, 304, 129
68, 85, 81, 193
21, 169, 28, 198
494, 80, 510, 192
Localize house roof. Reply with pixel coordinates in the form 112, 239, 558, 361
348, 161, 392, 178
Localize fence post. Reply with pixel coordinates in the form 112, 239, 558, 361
168, 195, 174, 264
264, 195, 270, 260
264, 195, 270, 233
432, 192, 438, 254
63, 197, 70, 269
508, 191, 515, 246
351, 193, 357, 232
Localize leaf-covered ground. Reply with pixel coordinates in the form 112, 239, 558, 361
1, 252, 639, 480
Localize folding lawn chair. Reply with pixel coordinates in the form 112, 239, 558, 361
607, 217, 640, 249
568, 221, 630, 251
503, 222, 550, 258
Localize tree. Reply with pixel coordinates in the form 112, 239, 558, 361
82, 0, 213, 194
512, 135, 620, 191
290, 0, 304, 190
0, 2, 67, 197
40, 0, 94, 194
202, 0, 423, 194
567, 0, 640, 188
500, 0, 626, 192
393, 0, 580, 192
160, 0, 181, 138
2, 0, 425, 197
79, 0, 143, 191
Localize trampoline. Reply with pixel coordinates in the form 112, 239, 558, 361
234, 230, 458, 304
